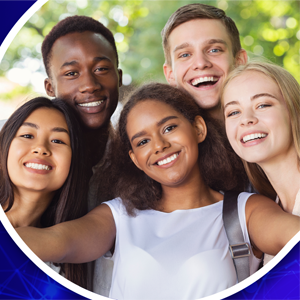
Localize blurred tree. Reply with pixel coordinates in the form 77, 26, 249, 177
0, 0, 299, 101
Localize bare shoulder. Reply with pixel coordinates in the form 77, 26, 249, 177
84, 202, 115, 228
245, 194, 280, 223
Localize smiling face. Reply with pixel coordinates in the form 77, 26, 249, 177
126, 100, 206, 188
223, 71, 294, 166
44, 31, 122, 130
164, 19, 247, 115
7, 107, 72, 195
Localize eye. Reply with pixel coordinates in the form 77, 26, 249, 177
209, 48, 223, 54
95, 67, 108, 72
20, 134, 33, 139
226, 110, 240, 118
137, 139, 149, 147
51, 139, 66, 145
257, 104, 271, 109
179, 53, 190, 58
65, 71, 79, 77
164, 125, 177, 133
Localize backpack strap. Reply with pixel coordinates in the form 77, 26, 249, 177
222, 191, 250, 282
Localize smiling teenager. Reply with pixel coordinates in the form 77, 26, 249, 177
40, 16, 123, 295
16, 83, 300, 300
0, 97, 88, 288
162, 4, 247, 121
222, 61, 300, 264
222, 61, 300, 216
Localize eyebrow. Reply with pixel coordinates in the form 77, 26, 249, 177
60, 56, 112, 69
224, 93, 278, 109
207, 39, 228, 47
21, 122, 69, 135
173, 42, 190, 53
130, 116, 178, 143
52, 127, 69, 135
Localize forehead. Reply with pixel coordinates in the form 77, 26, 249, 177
168, 18, 232, 52
49, 31, 117, 69
223, 71, 283, 102
227, 71, 277, 91
24, 107, 67, 126
127, 100, 180, 127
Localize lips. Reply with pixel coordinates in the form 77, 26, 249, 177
78, 100, 104, 107
23, 159, 53, 174
240, 132, 268, 144
76, 96, 107, 113
190, 76, 219, 88
154, 151, 180, 166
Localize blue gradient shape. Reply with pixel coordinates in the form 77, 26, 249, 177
0, 1, 299, 299
0, 1, 36, 46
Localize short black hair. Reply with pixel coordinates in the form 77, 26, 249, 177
42, 15, 119, 76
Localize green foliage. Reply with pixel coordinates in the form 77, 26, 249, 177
0, 0, 299, 100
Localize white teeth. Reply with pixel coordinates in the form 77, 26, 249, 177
157, 153, 179, 166
242, 133, 267, 143
78, 100, 104, 107
25, 163, 51, 170
191, 76, 216, 86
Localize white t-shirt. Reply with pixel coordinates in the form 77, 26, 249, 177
103, 192, 260, 300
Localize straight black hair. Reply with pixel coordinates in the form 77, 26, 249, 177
0, 97, 89, 287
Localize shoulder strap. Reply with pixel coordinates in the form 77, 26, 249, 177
222, 191, 250, 282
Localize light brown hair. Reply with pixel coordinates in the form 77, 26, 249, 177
161, 3, 242, 66
221, 61, 300, 199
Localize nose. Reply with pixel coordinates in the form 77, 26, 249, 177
153, 135, 170, 154
192, 52, 213, 70
241, 111, 258, 126
78, 71, 101, 93
32, 142, 51, 156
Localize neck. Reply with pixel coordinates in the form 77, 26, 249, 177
5, 189, 54, 228
259, 147, 300, 214
158, 166, 222, 212
83, 123, 110, 171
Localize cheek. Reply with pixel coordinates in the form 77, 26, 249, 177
225, 121, 239, 148
56, 149, 72, 182
7, 142, 24, 176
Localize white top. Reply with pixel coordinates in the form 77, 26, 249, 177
103, 192, 261, 300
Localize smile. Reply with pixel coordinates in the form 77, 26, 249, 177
25, 163, 52, 170
157, 153, 179, 166
78, 100, 104, 107
242, 133, 267, 143
191, 76, 218, 87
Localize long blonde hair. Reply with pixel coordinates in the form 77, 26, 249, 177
221, 61, 300, 199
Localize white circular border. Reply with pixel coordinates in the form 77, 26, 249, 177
0, 1, 299, 299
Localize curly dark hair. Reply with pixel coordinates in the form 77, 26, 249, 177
42, 15, 118, 76
116, 83, 247, 215
0, 97, 89, 288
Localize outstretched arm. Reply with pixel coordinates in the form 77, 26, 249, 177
16, 204, 116, 263
246, 194, 300, 255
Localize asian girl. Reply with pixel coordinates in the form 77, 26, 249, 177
0, 97, 89, 288
16, 85, 299, 299
222, 61, 300, 216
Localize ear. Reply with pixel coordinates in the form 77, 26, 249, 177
118, 68, 123, 87
235, 49, 248, 67
193, 116, 207, 143
129, 150, 143, 171
44, 78, 55, 97
163, 63, 177, 87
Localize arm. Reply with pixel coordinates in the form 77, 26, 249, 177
16, 203, 116, 263
246, 194, 300, 255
